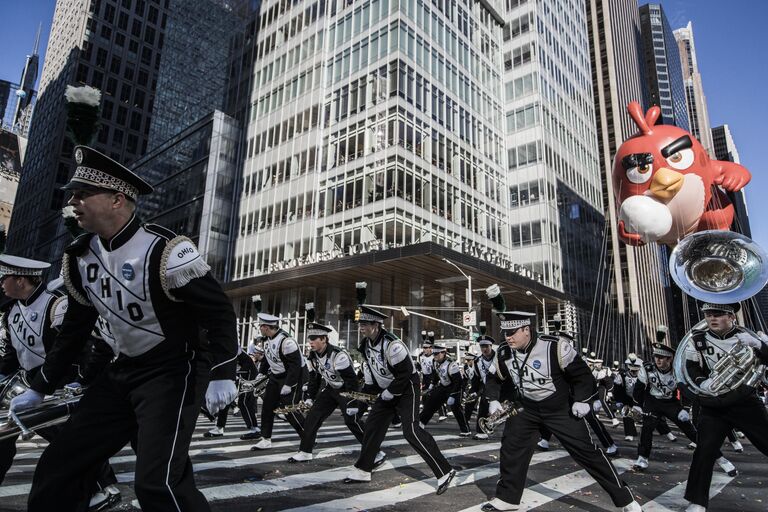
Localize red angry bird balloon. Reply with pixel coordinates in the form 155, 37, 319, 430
612, 102, 751, 246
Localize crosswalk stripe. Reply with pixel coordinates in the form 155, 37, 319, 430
0, 433, 460, 498
455, 459, 633, 512
11, 424, 351, 462
276, 450, 572, 512
642, 473, 734, 511
195, 441, 518, 503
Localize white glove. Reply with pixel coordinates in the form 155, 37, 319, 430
346, 407, 359, 416
678, 409, 690, 422
447, 397, 456, 406
615, 402, 624, 410
613, 374, 622, 385
488, 400, 503, 415
10, 389, 45, 413
485, 284, 501, 298
571, 402, 591, 418
304, 398, 314, 407
280, 385, 292, 396
302, 384, 308, 392
205, 380, 237, 416
381, 389, 394, 401
735, 332, 765, 349
592, 400, 602, 413
606, 391, 613, 400
632, 406, 644, 416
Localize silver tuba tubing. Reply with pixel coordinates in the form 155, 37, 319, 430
0, 394, 82, 441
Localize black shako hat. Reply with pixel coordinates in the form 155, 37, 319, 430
62, 145, 153, 200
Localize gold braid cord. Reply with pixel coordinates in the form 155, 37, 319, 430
61, 253, 90, 306
49, 295, 68, 326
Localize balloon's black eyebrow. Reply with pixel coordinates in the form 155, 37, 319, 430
661, 135, 692, 158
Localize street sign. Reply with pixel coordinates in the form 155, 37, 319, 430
462, 311, 476, 327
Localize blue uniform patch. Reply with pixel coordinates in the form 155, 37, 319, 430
122, 263, 135, 281
532, 360, 541, 370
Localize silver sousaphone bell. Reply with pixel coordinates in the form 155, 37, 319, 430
668, 229, 768, 303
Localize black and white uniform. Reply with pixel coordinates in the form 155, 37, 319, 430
633, 362, 699, 459
301, 344, 365, 453
613, 368, 671, 439
260, 329, 306, 439
593, 366, 616, 420
216, 350, 259, 430
485, 334, 633, 508
0, 287, 117, 493
419, 356, 470, 433
27, 216, 238, 512
684, 327, 768, 508
470, 350, 495, 432
354, 329, 453, 476
462, 361, 477, 423
419, 351, 433, 388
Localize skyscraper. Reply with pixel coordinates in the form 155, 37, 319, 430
8, 0, 239, 265
674, 21, 714, 155
586, 0, 671, 357
223, 0, 561, 345
8, 0, 172, 262
638, 3, 689, 130
502, 0, 605, 342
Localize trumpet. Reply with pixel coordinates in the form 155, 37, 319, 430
239, 374, 269, 397
274, 401, 312, 415
478, 401, 523, 435
339, 391, 379, 404
461, 392, 478, 407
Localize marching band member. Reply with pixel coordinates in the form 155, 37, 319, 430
419, 345, 471, 436
344, 304, 456, 494
480, 284, 640, 512
251, 312, 306, 450
10, 146, 238, 511
683, 302, 768, 512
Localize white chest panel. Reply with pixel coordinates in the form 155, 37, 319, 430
435, 360, 453, 386
420, 354, 433, 374
504, 341, 557, 401
640, 366, 676, 399
8, 292, 54, 371
265, 332, 303, 374
684, 333, 737, 373
477, 355, 494, 384
315, 350, 350, 389
365, 338, 410, 389
79, 231, 164, 357
624, 374, 638, 397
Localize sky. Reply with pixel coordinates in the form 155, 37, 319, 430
0, 0, 766, 250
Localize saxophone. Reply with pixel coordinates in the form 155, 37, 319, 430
461, 391, 478, 407
274, 401, 313, 415
339, 391, 379, 404
238, 374, 269, 397
478, 401, 523, 435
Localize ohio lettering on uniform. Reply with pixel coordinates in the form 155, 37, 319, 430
363, 337, 412, 389
684, 331, 734, 370
313, 349, 352, 388
434, 358, 462, 386
5, 285, 59, 370
637, 364, 676, 400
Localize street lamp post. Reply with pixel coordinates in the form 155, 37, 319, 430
525, 290, 548, 334
442, 258, 473, 311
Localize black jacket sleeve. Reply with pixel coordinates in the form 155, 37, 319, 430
339, 364, 360, 392
382, 336, 414, 397
561, 355, 597, 403
171, 273, 238, 381
305, 357, 321, 399
0, 313, 19, 376
447, 362, 463, 398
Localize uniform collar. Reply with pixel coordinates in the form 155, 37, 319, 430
100, 214, 141, 252
707, 326, 740, 340
514, 337, 536, 354
369, 328, 388, 347
20, 282, 46, 307
481, 350, 495, 361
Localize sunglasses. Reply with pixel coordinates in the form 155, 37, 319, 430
308, 335, 324, 341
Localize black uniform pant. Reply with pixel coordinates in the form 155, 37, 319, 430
691, 399, 738, 443
300, 387, 365, 453
260, 375, 305, 439
623, 415, 671, 438
356, 377, 452, 477
597, 386, 616, 420
474, 397, 489, 433
0, 427, 117, 489
542, 412, 614, 448
496, 403, 633, 507
419, 386, 470, 433
28, 352, 210, 512
638, 398, 698, 458
685, 396, 768, 507
216, 392, 259, 430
